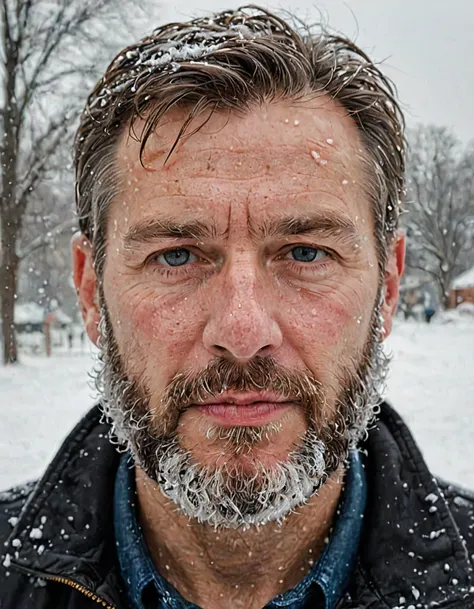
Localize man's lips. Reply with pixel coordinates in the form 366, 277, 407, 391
193, 393, 294, 426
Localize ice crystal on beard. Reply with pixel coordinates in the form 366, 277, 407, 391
150, 429, 328, 528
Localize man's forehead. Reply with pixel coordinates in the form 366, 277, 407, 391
117, 96, 366, 176
111, 97, 371, 231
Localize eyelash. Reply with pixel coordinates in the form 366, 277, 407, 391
145, 245, 335, 277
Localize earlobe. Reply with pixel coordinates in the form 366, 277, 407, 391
71, 232, 101, 346
380, 231, 406, 339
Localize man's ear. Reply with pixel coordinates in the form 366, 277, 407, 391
380, 231, 406, 339
72, 232, 100, 346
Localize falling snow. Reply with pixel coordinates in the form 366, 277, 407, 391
29, 528, 43, 540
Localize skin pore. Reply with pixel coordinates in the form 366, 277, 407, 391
73, 96, 404, 609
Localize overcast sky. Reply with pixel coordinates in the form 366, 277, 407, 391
155, 0, 474, 143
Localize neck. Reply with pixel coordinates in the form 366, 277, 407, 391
136, 466, 344, 609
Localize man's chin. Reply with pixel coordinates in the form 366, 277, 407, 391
129, 421, 331, 527
201, 445, 297, 476
178, 409, 310, 468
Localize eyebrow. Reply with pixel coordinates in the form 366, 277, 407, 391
256, 212, 360, 244
123, 218, 218, 249
122, 211, 360, 250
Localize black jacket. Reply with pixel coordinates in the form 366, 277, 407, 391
1, 403, 473, 609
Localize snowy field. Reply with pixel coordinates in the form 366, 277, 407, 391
0, 315, 473, 491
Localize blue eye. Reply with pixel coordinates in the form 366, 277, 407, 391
289, 246, 327, 262
157, 248, 195, 267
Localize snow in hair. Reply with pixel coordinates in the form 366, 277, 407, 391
75, 5, 406, 276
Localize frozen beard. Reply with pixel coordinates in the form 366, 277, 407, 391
94, 292, 389, 528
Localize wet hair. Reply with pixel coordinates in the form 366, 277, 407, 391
74, 5, 406, 277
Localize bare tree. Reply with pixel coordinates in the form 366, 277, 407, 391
15, 178, 76, 315
0, 0, 150, 363
405, 125, 474, 309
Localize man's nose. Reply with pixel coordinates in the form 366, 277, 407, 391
202, 260, 283, 362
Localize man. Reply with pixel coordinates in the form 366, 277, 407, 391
1, 6, 473, 609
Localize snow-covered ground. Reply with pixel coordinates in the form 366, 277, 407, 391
1, 314, 473, 490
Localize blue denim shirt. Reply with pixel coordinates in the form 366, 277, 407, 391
114, 450, 366, 609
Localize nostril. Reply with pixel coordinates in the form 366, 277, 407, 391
257, 344, 273, 356
212, 345, 227, 354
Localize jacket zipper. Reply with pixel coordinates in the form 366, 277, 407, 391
11, 563, 116, 609
44, 575, 116, 608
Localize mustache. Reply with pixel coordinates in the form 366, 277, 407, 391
149, 356, 326, 437
163, 356, 325, 410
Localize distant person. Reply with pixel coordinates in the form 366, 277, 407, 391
1, 7, 473, 609
67, 327, 74, 350
402, 288, 419, 320
80, 329, 85, 351
424, 294, 436, 323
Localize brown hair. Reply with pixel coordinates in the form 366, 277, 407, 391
74, 5, 405, 276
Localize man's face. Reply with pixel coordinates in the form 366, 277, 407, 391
76, 97, 402, 526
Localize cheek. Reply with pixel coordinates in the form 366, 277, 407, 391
106, 281, 205, 370
283, 287, 373, 360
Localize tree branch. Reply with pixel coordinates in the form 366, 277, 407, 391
16, 117, 71, 214
17, 216, 77, 259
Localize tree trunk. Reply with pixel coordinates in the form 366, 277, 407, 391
0, 214, 20, 364
438, 272, 451, 310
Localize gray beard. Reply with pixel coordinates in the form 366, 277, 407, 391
92, 294, 389, 529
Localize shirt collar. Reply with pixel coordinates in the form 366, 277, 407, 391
114, 451, 366, 609
114, 455, 195, 609
267, 450, 367, 608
